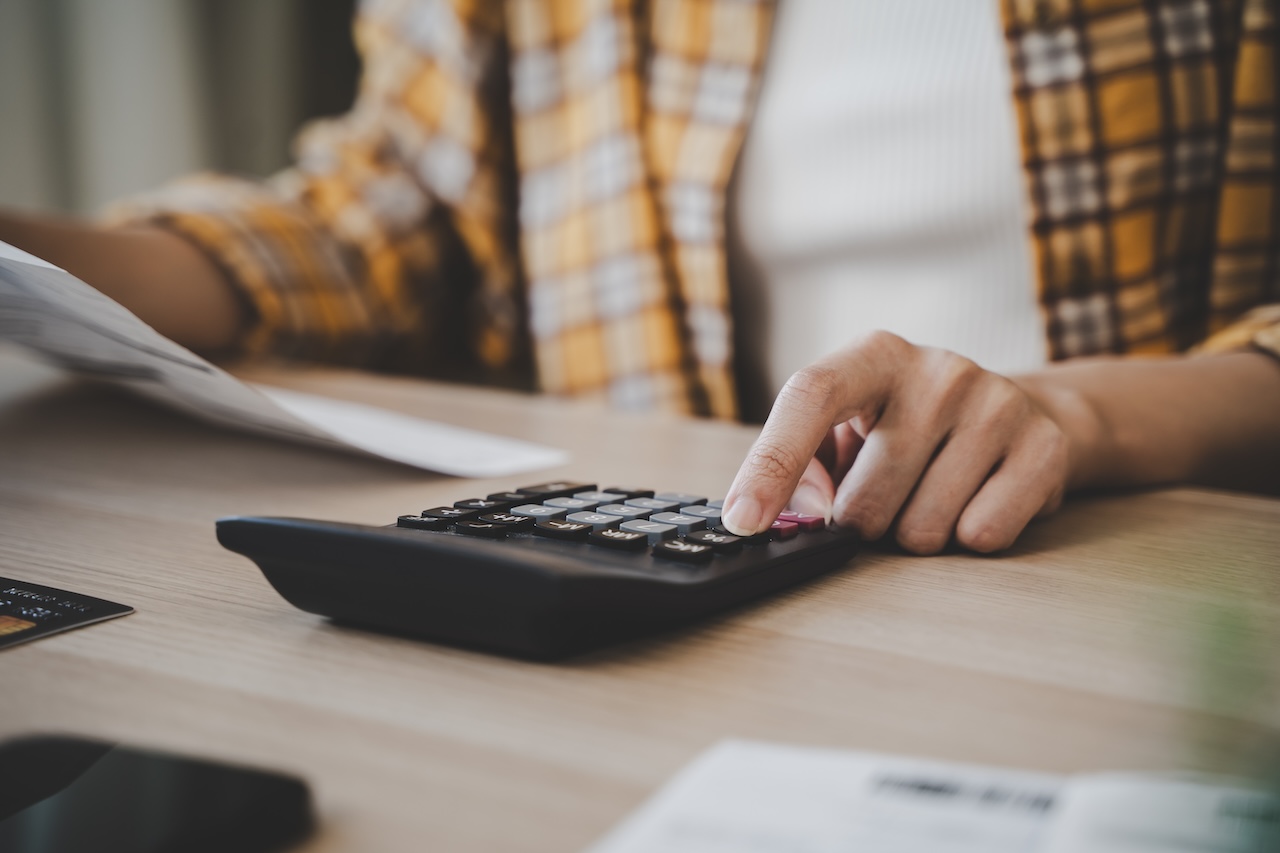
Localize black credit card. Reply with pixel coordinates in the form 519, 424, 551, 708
0, 577, 133, 649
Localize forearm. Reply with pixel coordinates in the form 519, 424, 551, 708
0, 209, 244, 353
1017, 351, 1280, 495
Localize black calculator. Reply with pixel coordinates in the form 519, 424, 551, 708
216, 482, 860, 659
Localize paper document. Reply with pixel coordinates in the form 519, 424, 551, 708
589, 740, 1278, 853
0, 241, 568, 477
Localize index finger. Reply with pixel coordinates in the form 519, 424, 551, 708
721, 337, 900, 535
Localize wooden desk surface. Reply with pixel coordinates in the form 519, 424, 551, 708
2, 348, 1278, 851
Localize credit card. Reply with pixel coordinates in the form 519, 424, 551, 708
0, 577, 133, 649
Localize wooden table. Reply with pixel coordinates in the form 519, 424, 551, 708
2, 346, 1278, 851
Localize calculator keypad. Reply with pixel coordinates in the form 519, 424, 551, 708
395, 482, 827, 565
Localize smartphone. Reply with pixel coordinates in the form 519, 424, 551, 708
0, 734, 314, 853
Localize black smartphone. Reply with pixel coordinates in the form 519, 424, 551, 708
0, 735, 314, 853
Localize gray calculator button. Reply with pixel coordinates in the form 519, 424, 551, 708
545, 496, 600, 511
596, 503, 652, 520
680, 505, 722, 522
573, 490, 627, 503
511, 504, 568, 519
648, 512, 707, 536
706, 499, 725, 508
655, 492, 706, 506
567, 511, 621, 531
625, 497, 680, 512
620, 519, 677, 544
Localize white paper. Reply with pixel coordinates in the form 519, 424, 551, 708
588, 741, 1063, 853
1042, 774, 1278, 853
0, 241, 568, 477
0, 240, 60, 270
588, 741, 1279, 853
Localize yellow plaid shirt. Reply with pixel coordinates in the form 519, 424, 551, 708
113, 0, 1280, 419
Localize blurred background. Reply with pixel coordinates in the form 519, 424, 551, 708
0, 0, 359, 215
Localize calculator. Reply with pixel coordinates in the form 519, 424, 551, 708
216, 481, 860, 659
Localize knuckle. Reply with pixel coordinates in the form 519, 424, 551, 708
1042, 428, 1070, 473
779, 364, 842, 412
912, 350, 985, 429
956, 517, 1017, 553
974, 378, 1032, 433
1025, 418, 1070, 475
1039, 486, 1065, 516
860, 329, 908, 357
896, 524, 950, 555
834, 498, 893, 541
990, 378, 1030, 416
932, 349, 983, 390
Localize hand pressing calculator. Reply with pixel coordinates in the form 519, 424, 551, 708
216, 482, 859, 659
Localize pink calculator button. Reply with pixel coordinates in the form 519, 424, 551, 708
777, 511, 824, 531
769, 519, 800, 540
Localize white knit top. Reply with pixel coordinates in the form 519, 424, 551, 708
730, 0, 1045, 410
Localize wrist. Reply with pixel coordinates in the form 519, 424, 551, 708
1013, 369, 1112, 492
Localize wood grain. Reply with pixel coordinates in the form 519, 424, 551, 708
1, 347, 1277, 852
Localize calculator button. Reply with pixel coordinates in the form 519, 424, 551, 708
455, 521, 508, 538
423, 506, 480, 520
398, 514, 451, 531
648, 512, 707, 536
567, 512, 621, 531
533, 519, 593, 540
680, 505, 722, 522
652, 539, 714, 563
588, 528, 648, 550
516, 482, 597, 499
625, 497, 680, 512
604, 487, 655, 499
685, 529, 742, 554
487, 491, 530, 503
770, 520, 800, 540
544, 497, 601, 511
777, 511, 824, 531
620, 519, 677, 544
510, 504, 569, 519
655, 492, 706, 506
573, 490, 627, 503
713, 525, 770, 545
479, 513, 535, 529
596, 503, 652, 520
706, 498, 725, 508
454, 498, 512, 511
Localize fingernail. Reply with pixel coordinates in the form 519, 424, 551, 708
789, 484, 831, 523
722, 495, 764, 536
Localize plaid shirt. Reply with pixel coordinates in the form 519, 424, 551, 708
112, 0, 1280, 419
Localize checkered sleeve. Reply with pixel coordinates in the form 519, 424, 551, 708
1006, 0, 1280, 366
1199, 0, 1280, 364
104, 4, 482, 370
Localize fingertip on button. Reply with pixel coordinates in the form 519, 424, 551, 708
721, 495, 763, 536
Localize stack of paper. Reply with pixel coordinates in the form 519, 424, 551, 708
590, 741, 1278, 853
0, 240, 568, 477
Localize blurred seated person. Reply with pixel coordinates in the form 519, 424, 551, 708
2, 0, 1278, 553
